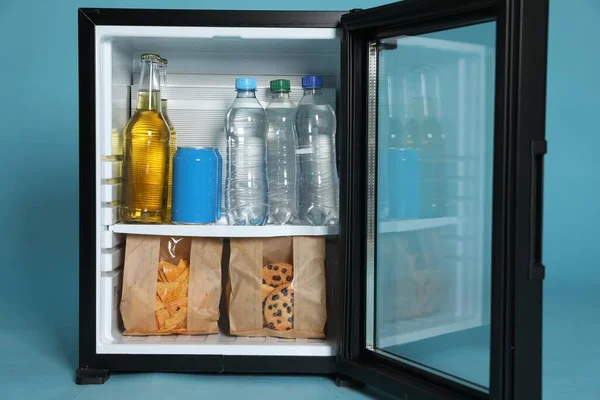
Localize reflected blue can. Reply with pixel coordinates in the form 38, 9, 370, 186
388, 148, 420, 219
172, 147, 222, 224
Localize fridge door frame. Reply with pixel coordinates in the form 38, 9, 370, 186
337, 0, 549, 399
77, 8, 345, 383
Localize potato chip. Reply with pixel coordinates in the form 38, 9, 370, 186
178, 278, 189, 296
164, 307, 187, 330
156, 282, 180, 303
175, 267, 189, 283
155, 308, 170, 330
157, 268, 168, 283
160, 259, 188, 282
155, 258, 190, 332
165, 296, 188, 316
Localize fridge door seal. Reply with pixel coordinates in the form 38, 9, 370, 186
78, 8, 345, 383
337, 0, 549, 399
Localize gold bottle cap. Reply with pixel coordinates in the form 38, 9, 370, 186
141, 53, 161, 61
160, 57, 168, 65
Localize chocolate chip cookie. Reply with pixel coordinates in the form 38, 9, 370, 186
262, 262, 294, 288
264, 283, 295, 331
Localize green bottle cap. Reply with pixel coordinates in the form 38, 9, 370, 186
270, 79, 291, 92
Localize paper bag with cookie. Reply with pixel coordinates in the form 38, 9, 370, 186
120, 235, 222, 335
378, 230, 444, 321
227, 236, 326, 339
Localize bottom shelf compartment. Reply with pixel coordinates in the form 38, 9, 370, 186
98, 331, 335, 356
99, 266, 336, 357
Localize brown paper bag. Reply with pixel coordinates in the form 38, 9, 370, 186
228, 236, 326, 338
378, 231, 444, 321
120, 235, 222, 335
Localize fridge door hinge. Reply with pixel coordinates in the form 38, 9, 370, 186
532, 140, 547, 157
378, 40, 398, 51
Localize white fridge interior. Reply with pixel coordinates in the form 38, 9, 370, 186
97, 26, 341, 356
94, 25, 488, 358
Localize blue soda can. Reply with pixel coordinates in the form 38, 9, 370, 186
172, 147, 222, 224
214, 148, 223, 221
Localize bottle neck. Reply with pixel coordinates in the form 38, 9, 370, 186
303, 88, 322, 96
271, 91, 291, 99
236, 89, 256, 98
137, 59, 161, 111
136, 90, 161, 111
159, 64, 168, 101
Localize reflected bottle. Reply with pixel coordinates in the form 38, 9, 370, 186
410, 65, 447, 218
121, 53, 170, 223
386, 74, 420, 220
158, 57, 177, 222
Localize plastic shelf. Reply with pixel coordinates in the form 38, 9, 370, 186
111, 223, 339, 237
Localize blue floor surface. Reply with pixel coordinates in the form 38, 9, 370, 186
3, 285, 599, 399
0, 307, 388, 400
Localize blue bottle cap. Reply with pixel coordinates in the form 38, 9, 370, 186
235, 77, 257, 90
302, 75, 323, 89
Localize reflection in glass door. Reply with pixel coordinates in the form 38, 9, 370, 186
365, 22, 496, 391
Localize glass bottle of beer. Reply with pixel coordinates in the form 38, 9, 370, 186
158, 57, 177, 222
120, 53, 170, 223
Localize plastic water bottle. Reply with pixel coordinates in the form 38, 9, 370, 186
225, 77, 269, 226
266, 79, 297, 225
295, 75, 339, 226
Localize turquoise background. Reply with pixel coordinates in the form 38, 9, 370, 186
1, 0, 599, 398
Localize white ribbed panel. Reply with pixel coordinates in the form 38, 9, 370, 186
101, 230, 125, 249
101, 160, 122, 180
101, 184, 120, 203
97, 47, 129, 280
100, 206, 119, 226
112, 84, 130, 108
130, 73, 336, 149
99, 268, 123, 344
135, 73, 337, 88
101, 246, 124, 272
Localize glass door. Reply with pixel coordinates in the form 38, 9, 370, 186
338, 0, 549, 399
370, 23, 496, 391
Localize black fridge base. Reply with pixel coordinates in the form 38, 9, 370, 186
76, 368, 110, 385
76, 355, 336, 384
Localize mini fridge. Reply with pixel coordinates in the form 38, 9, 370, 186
77, 0, 550, 398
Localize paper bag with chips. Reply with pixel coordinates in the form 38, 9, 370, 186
120, 235, 222, 335
227, 236, 326, 339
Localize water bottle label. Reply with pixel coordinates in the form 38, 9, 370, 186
296, 148, 314, 155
